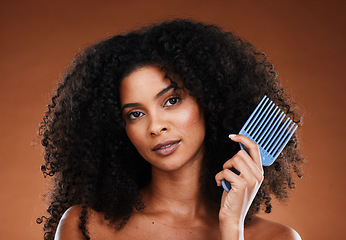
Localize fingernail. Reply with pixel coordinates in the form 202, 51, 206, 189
229, 134, 237, 139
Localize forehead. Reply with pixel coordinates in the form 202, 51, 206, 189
120, 66, 174, 102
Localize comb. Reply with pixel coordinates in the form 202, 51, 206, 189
221, 96, 298, 192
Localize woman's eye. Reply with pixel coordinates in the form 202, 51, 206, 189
128, 111, 143, 119
165, 97, 180, 106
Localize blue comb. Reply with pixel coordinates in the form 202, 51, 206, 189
221, 96, 298, 192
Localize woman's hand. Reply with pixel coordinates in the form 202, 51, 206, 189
215, 134, 264, 240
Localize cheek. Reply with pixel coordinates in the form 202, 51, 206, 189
177, 103, 205, 135
125, 125, 144, 150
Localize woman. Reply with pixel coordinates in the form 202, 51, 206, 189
38, 19, 303, 239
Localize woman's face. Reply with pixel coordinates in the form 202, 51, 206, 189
120, 66, 206, 172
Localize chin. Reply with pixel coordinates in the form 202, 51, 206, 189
152, 153, 201, 173
151, 158, 187, 172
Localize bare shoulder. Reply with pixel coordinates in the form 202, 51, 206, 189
245, 216, 301, 240
55, 205, 118, 240
55, 205, 85, 240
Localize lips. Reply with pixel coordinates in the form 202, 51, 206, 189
152, 140, 181, 156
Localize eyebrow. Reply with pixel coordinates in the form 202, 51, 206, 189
155, 85, 175, 99
121, 85, 176, 112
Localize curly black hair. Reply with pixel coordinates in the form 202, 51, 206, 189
37, 19, 303, 240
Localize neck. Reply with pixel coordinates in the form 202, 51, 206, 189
142, 155, 208, 219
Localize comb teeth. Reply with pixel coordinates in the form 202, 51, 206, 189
222, 95, 298, 192
239, 95, 297, 166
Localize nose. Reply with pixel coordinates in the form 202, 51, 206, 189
148, 115, 170, 136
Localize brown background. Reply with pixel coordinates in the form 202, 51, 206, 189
0, 0, 345, 239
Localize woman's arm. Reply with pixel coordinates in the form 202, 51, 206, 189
215, 134, 264, 240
